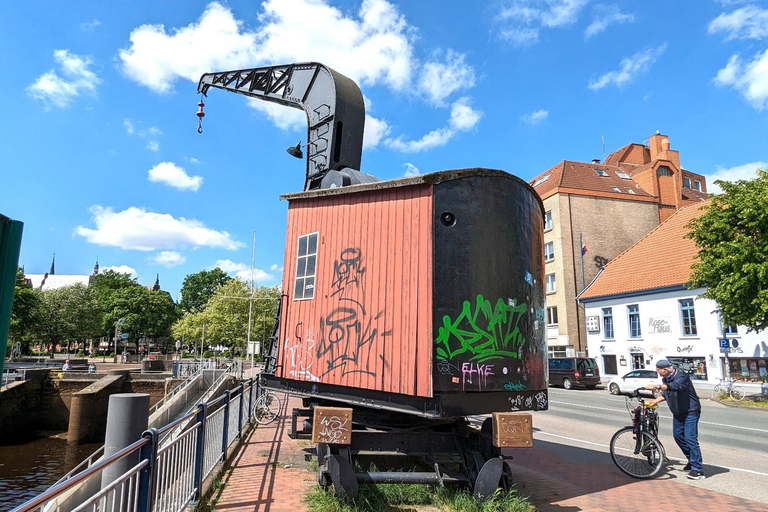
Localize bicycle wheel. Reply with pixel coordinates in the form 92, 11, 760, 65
730, 386, 745, 401
610, 427, 665, 479
253, 392, 281, 425
711, 385, 722, 400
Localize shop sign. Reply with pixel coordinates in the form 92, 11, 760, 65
586, 316, 600, 333
648, 317, 671, 334
627, 346, 644, 353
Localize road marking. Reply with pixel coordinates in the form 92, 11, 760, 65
535, 430, 768, 477
550, 400, 768, 434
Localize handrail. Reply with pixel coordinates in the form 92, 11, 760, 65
50, 445, 105, 487
149, 364, 205, 415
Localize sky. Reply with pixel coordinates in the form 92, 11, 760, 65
2, 0, 767, 300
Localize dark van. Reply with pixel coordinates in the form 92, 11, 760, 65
549, 357, 600, 390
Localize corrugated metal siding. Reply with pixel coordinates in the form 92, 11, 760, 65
277, 185, 434, 397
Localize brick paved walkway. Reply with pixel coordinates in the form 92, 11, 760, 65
213, 396, 764, 512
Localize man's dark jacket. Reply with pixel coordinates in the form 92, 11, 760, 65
662, 369, 701, 417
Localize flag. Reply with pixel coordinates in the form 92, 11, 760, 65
581, 245, 588, 256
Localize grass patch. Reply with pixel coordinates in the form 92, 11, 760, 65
717, 394, 768, 408
305, 483, 534, 512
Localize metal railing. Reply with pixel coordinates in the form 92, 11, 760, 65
13, 379, 264, 512
2, 369, 25, 386
172, 361, 215, 378
149, 365, 206, 415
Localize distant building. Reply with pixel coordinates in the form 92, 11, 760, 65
24, 257, 99, 291
578, 202, 767, 386
529, 133, 708, 357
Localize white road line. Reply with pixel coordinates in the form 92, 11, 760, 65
550, 400, 768, 434
535, 430, 768, 477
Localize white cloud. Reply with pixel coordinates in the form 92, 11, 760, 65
585, 5, 635, 40
81, 19, 101, 30
101, 265, 138, 278
247, 98, 306, 131
708, 5, 768, 41
497, 0, 589, 46
27, 50, 101, 108
704, 161, 766, 194
588, 43, 667, 90
385, 98, 481, 152
403, 163, 420, 177
521, 109, 549, 125
363, 115, 391, 149
151, 251, 187, 267
148, 162, 203, 191
418, 50, 476, 106
75, 205, 243, 251
124, 119, 135, 134
269, 264, 283, 272
147, 140, 160, 152
213, 259, 273, 282
188, 157, 200, 164
714, 50, 768, 110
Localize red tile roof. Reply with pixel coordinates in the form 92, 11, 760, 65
579, 201, 710, 300
530, 160, 654, 199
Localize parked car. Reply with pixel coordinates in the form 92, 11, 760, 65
548, 357, 601, 390
608, 369, 662, 395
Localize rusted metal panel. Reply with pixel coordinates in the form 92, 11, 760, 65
312, 406, 353, 445
278, 185, 434, 397
491, 412, 533, 448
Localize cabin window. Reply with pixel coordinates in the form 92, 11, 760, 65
294, 232, 318, 300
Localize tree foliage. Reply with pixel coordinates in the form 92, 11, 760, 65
9, 267, 42, 354
104, 286, 178, 346
179, 268, 232, 313
30, 284, 103, 354
687, 168, 768, 332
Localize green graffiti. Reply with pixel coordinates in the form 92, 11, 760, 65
436, 295, 527, 363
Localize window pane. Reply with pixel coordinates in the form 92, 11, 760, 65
295, 257, 307, 278
308, 233, 318, 255
628, 305, 640, 337
294, 278, 305, 300
547, 306, 558, 325
545, 211, 552, 230
680, 298, 697, 336
546, 273, 556, 293
545, 242, 554, 261
603, 355, 617, 375
603, 307, 614, 339
298, 235, 308, 257
304, 277, 315, 299
305, 255, 316, 277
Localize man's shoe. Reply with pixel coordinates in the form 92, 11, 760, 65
687, 470, 705, 480
683, 463, 692, 471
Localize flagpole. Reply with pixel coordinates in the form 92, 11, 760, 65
580, 233, 586, 292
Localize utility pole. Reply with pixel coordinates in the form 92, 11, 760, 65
247, 231, 256, 374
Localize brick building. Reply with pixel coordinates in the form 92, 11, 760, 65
529, 133, 708, 357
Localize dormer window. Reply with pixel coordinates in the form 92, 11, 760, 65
595, 168, 609, 177
684, 177, 691, 188
611, 186, 621, 193
625, 187, 636, 194
657, 166, 673, 177
694, 180, 701, 191
616, 171, 631, 180
534, 173, 551, 187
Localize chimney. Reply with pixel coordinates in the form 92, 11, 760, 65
592, 159, 601, 164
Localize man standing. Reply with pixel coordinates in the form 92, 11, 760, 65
646, 359, 704, 479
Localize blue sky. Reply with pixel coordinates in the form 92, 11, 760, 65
2, 0, 767, 300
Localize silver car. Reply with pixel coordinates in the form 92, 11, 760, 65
608, 369, 662, 395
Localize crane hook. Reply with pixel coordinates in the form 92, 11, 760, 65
196, 98, 205, 133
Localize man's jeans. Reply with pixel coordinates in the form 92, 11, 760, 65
672, 412, 702, 471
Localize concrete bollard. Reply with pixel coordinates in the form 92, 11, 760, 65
101, 393, 150, 497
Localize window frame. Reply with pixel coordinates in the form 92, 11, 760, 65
684, 177, 691, 189
627, 304, 641, 338
544, 241, 555, 262
694, 180, 701, 191
546, 306, 558, 326
602, 307, 614, 339
293, 232, 319, 301
679, 298, 698, 336
546, 273, 556, 293
544, 211, 553, 231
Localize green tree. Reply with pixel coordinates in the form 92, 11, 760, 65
179, 268, 231, 313
9, 268, 41, 355
91, 270, 140, 336
105, 286, 177, 351
687, 168, 768, 332
31, 284, 102, 355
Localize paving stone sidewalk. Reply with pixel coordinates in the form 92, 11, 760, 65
212, 394, 763, 512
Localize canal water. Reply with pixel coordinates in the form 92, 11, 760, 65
0, 434, 100, 510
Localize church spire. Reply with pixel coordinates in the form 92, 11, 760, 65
49, 253, 55, 274
153, 273, 160, 291
93, 257, 99, 275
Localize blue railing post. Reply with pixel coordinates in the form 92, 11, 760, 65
136, 428, 159, 512
192, 402, 207, 503
172, 361, 179, 378
222, 389, 231, 455
247, 378, 254, 423
237, 383, 244, 438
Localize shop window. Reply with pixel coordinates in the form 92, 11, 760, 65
546, 273, 556, 293
547, 306, 558, 325
602, 307, 614, 339
545, 211, 553, 231
667, 356, 708, 380
631, 352, 645, 370
544, 242, 555, 262
679, 298, 697, 336
294, 232, 318, 300
603, 355, 618, 375
627, 304, 641, 338
729, 358, 768, 382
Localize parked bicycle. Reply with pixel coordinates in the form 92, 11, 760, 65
712, 377, 745, 401
610, 388, 667, 479
253, 389, 281, 425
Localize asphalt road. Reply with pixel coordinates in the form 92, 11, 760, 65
528, 386, 768, 503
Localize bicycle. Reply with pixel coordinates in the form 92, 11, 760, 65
609, 388, 667, 479
711, 377, 745, 401
252, 389, 281, 425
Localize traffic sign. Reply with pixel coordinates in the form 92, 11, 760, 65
121, 333, 130, 339
718, 338, 730, 348
732, 339, 739, 348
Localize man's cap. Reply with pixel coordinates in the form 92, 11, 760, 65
655, 359, 672, 369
